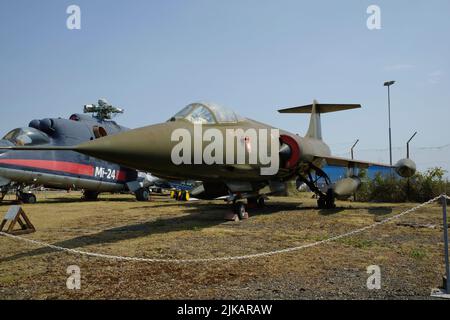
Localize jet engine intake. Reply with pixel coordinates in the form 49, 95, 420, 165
279, 135, 301, 169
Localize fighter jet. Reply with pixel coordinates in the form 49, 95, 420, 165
0, 99, 155, 203
2, 101, 416, 218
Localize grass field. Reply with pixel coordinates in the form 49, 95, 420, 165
0, 191, 447, 299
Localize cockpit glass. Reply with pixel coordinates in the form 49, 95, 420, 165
171, 104, 216, 124
2, 127, 50, 146
172, 105, 196, 119
185, 106, 216, 124
170, 103, 244, 124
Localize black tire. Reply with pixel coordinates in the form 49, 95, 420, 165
135, 188, 149, 201
83, 190, 99, 201
21, 193, 37, 204
234, 202, 247, 220
257, 197, 265, 208
325, 189, 336, 209
317, 197, 326, 209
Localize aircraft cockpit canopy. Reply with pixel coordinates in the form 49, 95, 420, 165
2, 127, 50, 146
170, 102, 244, 124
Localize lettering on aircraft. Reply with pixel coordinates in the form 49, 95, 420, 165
94, 167, 119, 180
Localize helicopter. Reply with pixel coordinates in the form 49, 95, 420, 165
0, 99, 156, 203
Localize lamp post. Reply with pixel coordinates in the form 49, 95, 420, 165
384, 80, 395, 166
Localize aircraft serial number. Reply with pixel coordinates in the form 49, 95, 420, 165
94, 167, 119, 180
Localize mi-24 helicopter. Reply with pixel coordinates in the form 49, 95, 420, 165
0, 99, 157, 203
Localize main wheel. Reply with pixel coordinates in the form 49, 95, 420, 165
83, 190, 99, 201
20, 193, 37, 204
257, 197, 265, 208
317, 197, 326, 209
234, 202, 247, 220
135, 188, 149, 201
325, 189, 336, 209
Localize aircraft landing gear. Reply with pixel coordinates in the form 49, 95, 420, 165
233, 202, 248, 220
82, 190, 99, 201
247, 196, 266, 209
135, 188, 150, 201
298, 165, 336, 209
18, 192, 37, 204
317, 189, 336, 209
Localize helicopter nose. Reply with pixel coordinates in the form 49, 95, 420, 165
0, 139, 12, 155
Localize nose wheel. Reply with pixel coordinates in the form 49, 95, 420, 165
18, 192, 37, 204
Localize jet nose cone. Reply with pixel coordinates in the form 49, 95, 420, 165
75, 122, 177, 172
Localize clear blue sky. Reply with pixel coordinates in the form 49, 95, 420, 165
0, 1, 449, 172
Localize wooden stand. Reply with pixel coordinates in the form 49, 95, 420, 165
0, 205, 35, 235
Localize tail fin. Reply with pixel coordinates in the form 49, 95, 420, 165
278, 100, 361, 140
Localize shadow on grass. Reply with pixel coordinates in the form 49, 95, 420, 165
0, 201, 308, 263
0, 196, 145, 206
318, 206, 393, 216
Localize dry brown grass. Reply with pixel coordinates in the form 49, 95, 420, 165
0, 191, 447, 299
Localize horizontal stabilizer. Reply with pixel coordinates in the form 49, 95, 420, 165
278, 103, 361, 114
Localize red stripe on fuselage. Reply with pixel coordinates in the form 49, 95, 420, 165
0, 159, 94, 176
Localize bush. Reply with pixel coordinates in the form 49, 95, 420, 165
356, 167, 449, 203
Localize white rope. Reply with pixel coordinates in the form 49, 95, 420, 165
0, 195, 445, 263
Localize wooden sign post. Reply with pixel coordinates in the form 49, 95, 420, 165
0, 205, 35, 235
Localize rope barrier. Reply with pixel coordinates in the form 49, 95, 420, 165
0, 195, 445, 263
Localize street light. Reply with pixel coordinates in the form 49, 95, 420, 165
384, 80, 396, 166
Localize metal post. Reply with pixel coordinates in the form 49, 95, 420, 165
350, 139, 359, 202
443, 195, 450, 293
406, 132, 417, 201
406, 131, 418, 159
350, 139, 359, 160
388, 86, 392, 166
384, 81, 395, 167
